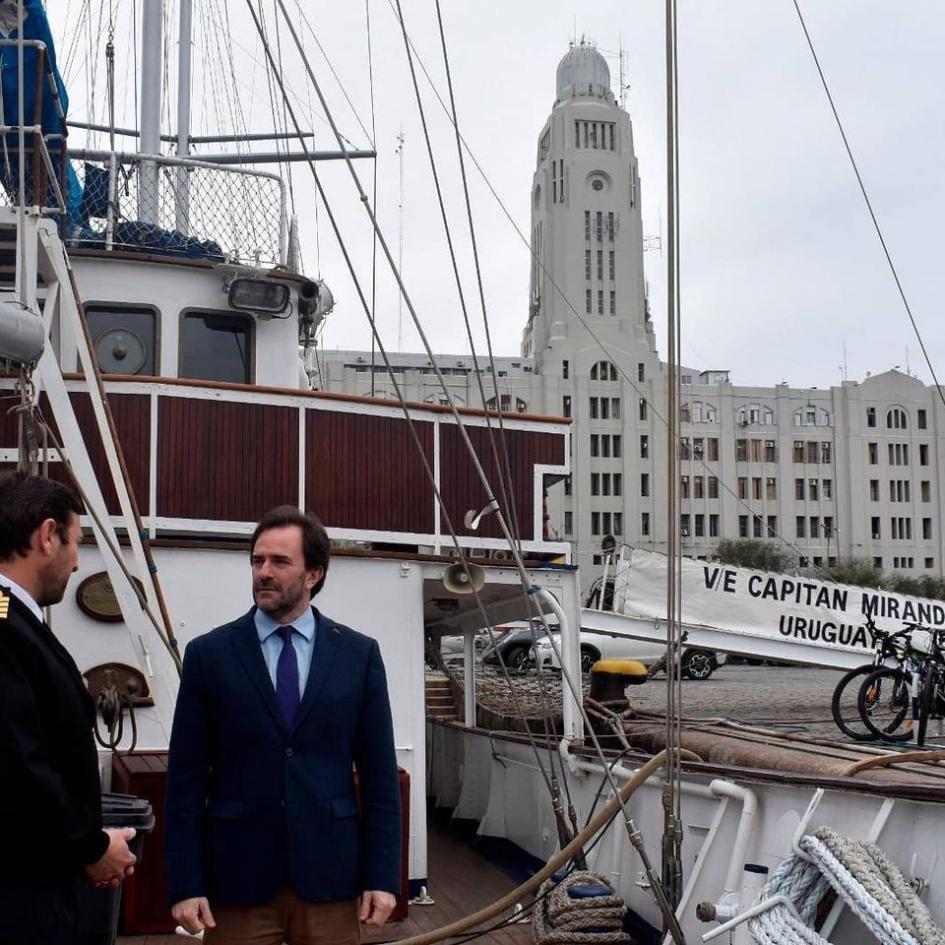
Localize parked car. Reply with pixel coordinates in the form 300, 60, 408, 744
533, 631, 722, 679
480, 626, 552, 671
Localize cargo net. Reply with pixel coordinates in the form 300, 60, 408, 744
66, 158, 285, 266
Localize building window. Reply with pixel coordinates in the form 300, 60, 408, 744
639, 398, 648, 421
609, 291, 616, 315
590, 360, 617, 381
640, 434, 649, 458
767, 515, 777, 538
821, 442, 832, 464
926, 557, 935, 569
809, 479, 819, 501
735, 439, 748, 462
680, 475, 690, 499
867, 407, 876, 428
585, 249, 591, 281
564, 511, 573, 535
597, 290, 604, 315
613, 512, 623, 536
679, 514, 691, 538
640, 473, 649, 497
764, 440, 777, 463
694, 476, 705, 499
810, 516, 820, 539
708, 438, 719, 462
613, 474, 622, 496
591, 473, 600, 496
637, 362, 645, 383
589, 397, 599, 419
823, 479, 832, 499
921, 481, 931, 502
708, 476, 719, 499
920, 443, 930, 465
871, 517, 881, 540
868, 442, 878, 464
596, 250, 603, 281
609, 251, 615, 280
753, 516, 763, 539
693, 438, 705, 460
641, 512, 650, 537
869, 479, 879, 501
585, 290, 592, 314
874, 556, 883, 569
613, 435, 621, 458
738, 477, 748, 500
806, 442, 820, 464
766, 477, 777, 500
591, 512, 600, 536
562, 360, 569, 379
562, 395, 571, 418
694, 514, 705, 538
752, 477, 762, 501
607, 211, 614, 241
918, 409, 927, 430
596, 211, 603, 241
679, 437, 691, 460
590, 434, 599, 457
794, 441, 805, 463
564, 476, 572, 496
709, 514, 719, 537
796, 516, 806, 539
795, 478, 805, 500
738, 515, 749, 538
886, 407, 908, 429
584, 210, 590, 240
824, 516, 834, 538
923, 518, 932, 540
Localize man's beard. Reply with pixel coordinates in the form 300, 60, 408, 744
253, 576, 307, 620
36, 563, 69, 608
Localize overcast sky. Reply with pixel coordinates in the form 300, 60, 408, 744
50, 1, 945, 390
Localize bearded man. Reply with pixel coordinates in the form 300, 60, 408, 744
165, 506, 401, 945
0, 473, 137, 945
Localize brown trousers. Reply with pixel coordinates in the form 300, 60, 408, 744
205, 887, 360, 945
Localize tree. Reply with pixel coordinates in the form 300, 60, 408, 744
818, 558, 884, 589
711, 539, 796, 574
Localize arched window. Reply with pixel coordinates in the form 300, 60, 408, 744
886, 407, 908, 430
590, 360, 617, 381
680, 403, 692, 422
794, 405, 831, 427
425, 393, 464, 407
763, 406, 775, 425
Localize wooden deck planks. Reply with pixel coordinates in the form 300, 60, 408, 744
117, 822, 533, 945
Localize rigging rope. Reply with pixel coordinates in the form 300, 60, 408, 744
385, 9, 851, 589
791, 0, 945, 413
747, 827, 945, 945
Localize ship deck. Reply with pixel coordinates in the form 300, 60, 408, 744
118, 821, 533, 945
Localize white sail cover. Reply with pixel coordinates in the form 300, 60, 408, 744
611, 549, 942, 659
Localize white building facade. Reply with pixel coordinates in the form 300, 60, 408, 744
317, 43, 945, 589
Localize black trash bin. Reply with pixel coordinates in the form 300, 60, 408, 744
76, 792, 155, 945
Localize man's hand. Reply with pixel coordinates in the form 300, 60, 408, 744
360, 890, 396, 927
172, 897, 217, 935
84, 827, 137, 886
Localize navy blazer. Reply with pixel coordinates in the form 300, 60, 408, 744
164, 607, 401, 906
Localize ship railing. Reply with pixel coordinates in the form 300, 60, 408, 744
0, 38, 69, 215
67, 149, 288, 268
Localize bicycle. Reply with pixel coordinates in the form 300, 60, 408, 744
857, 627, 945, 744
830, 618, 913, 741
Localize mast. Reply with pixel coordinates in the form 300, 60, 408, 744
175, 0, 193, 233
139, 0, 163, 224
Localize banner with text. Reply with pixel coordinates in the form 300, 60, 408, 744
617, 549, 942, 657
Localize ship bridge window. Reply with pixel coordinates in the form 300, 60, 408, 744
85, 304, 158, 376
180, 309, 253, 384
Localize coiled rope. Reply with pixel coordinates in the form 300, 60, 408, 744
532, 872, 630, 945
748, 826, 945, 945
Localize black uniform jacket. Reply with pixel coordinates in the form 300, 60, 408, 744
0, 587, 108, 887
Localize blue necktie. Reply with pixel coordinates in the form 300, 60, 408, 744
275, 626, 300, 728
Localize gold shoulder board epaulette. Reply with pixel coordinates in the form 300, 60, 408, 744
0, 588, 10, 620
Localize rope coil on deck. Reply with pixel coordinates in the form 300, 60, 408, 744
747, 826, 945, 945
532, 871, 631, 945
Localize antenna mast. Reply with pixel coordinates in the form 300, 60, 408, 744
139, 0, 163, 224
396, 128, 405, 350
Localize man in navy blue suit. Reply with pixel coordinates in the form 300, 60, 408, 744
165, 506, 401, 943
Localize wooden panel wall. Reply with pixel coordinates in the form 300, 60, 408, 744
158, 398, 298, 521
439, 426, 564, 540
306, 411, 435, 534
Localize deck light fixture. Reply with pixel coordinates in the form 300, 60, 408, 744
228, 278, 290, 315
